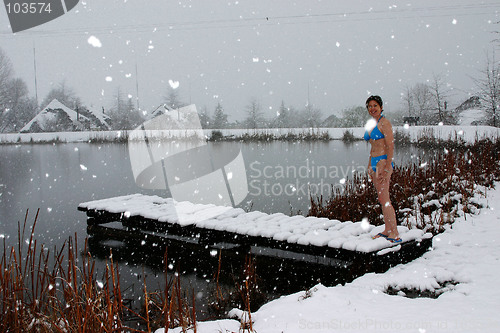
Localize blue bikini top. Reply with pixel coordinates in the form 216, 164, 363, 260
364, 115, 385, 141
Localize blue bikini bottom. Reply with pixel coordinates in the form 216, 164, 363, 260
370, 154, 394, 172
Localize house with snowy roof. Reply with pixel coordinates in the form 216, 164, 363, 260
20, 99, 111, 133
455, 96, 488, 126
79, 105, 111, 131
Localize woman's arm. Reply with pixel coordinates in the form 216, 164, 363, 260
382, 119, 394, 170
367, 156, 374, 179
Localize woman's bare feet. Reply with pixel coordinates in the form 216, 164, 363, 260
372, 232, 389, 239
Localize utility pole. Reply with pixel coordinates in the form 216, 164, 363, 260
33, 43, 39, 106
135, 61, 140, 111
307, 82, 310, 106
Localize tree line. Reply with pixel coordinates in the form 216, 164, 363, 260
1, 46, 499, 133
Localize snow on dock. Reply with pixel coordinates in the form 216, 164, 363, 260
78, 194, 432, 256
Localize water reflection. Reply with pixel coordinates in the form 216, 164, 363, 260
0, 141, 428, 320
85, 220, 357, 319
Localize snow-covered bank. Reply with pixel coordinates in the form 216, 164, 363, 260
212, 125, 499, 143
0, 130, 125, 143
0, 125, 498, 144
159, 183, 500, 333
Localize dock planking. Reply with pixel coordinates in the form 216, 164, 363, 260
78, 194, 433, 276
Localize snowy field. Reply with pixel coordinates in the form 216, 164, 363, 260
158, 182, 500, 333
0, 125, 499, 144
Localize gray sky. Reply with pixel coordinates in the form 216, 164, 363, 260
1, 0, 499, 120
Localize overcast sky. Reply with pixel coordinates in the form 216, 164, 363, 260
1, 0, 499, 120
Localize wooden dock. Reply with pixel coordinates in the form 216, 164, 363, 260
79, 194, 433, 290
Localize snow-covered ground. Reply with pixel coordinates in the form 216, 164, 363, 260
457, 108, 487, 126
158, 182, 500, 333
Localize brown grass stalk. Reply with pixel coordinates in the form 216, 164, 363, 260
139, 248, 198, 332
1, 210, 144, 332
309, 137, 500, 233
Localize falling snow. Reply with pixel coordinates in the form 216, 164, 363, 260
157, 182, 500, 332
87, 36, 102, 48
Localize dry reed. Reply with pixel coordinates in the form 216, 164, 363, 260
309, 138, 500, 233
0, 210, 198, 332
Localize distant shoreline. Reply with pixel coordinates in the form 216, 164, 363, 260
0, 125, 498, 145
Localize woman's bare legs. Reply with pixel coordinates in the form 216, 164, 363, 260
371, 161, 399, 239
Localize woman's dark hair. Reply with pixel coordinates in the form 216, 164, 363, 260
366, 95, 383, 109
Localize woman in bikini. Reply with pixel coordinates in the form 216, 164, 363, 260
364, 95, 401, 243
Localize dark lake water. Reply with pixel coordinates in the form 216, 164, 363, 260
0, 140, 423, 321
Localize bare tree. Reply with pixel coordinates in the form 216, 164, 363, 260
198, 106, 212, 129
41, 80, 81, 109
0, 49, 38, 132
244, 98, 265, 129
473, 52, 500, 127
401, 85, 415, 117
0, 78, 37, 132
163, 87, 184, 110
0, 47, 14, 114
413, 83, 434, 123
341, 106, 369, 127
429, 74, 452, 124
108, 87, 144, 130
402, 83, 434, 124
301, 103, 323, 128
